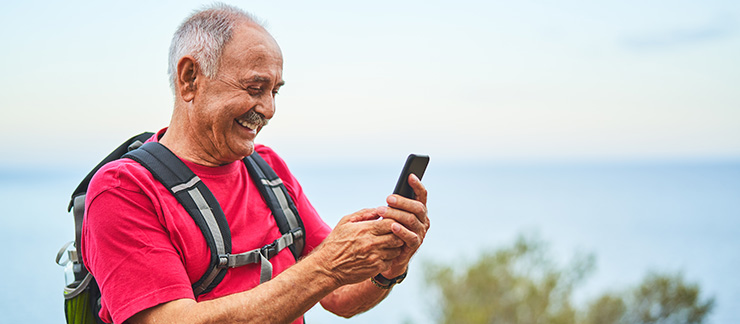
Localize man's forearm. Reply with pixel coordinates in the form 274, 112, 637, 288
129, 207, 409, 324
129, 256, 340, 324
319, 277, 393, 318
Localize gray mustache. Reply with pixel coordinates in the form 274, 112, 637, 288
241, 110, 269, 127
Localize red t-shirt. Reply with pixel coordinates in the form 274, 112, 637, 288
81, 131, 331, 324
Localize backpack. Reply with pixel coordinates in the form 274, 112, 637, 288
55, 132, 306, 324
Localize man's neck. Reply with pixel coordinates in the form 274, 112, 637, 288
159, 124, 228, 167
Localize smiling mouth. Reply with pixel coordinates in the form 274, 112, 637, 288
235, 110, 269, 131
235, 117, 261, 131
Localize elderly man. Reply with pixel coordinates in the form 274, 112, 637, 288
81, 4, 429, 324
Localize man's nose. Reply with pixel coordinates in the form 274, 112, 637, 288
254, 94, 276, 120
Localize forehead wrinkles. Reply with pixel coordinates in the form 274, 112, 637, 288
241, 46, 270, 68
220, 43, 282, 80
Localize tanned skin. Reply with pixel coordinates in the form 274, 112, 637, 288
128, 21, 429, 324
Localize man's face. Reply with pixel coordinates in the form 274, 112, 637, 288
191, 23, 284, 164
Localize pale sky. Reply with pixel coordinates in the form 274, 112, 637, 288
1, 0, 739, 167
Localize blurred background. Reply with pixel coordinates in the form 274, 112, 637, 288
1, 0, 738, 323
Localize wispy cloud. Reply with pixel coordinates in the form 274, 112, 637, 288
622, 17, 736, 51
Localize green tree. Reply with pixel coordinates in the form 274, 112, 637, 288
582, 294, 626, 324
623, 272, 715, 324
424, 235, 594, 324
424, 236, 714, 324
582, 272, 715, 324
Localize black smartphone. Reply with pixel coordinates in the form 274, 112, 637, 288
393, 154, 430, 199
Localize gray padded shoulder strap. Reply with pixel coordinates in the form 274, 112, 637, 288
244, 153, 306, 260
124, 143, 306, 291
123, 142, 231, 296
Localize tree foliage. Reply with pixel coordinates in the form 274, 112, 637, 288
623, 272, 715, 324
425, 235, 593, 324
582, 294, 626, 324
424, 235, 714, 324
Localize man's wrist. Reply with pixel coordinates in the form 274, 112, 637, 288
299, 250, 344, 291
381, 264, 408, 279
371, 270, 407, 289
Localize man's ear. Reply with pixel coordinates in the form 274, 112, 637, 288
176, 56, 199, 102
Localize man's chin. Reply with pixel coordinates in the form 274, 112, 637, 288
236, 142, 256, 159
214, 142, 255, 165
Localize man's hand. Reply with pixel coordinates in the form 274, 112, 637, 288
311, 209, 406, 286
312, 174, 428, 317
377, 173, 429, 279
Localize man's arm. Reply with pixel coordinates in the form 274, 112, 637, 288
128, 209, 404, 324
129, 175, 428, 323
128, 258, 336, 324
319, 174, 430, 317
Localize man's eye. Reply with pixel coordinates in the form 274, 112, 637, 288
247, 87, 263, 94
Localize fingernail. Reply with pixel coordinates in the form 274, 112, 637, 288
387, 196, 397, 204
391, 223, 401, 232
378, 206, 387, 215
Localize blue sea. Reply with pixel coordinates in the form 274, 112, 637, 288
1, 159, 738, 323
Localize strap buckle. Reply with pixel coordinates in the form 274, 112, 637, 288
217, 254, 229, 268
260, 241, 279, 259
290, 227, 304, 240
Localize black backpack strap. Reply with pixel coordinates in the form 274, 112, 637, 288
68, 132, 154, 254
122, 142, 306, 294
63, 132, 307, 322
243, 153, 306, 260
61, 132, 154, 324
214, 152, 307, 284
123, 142, 232, 296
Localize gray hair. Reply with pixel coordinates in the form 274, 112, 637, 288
167, 3, 262, 93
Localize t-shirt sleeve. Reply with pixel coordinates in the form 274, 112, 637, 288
255, 145, 332, 256
81, 163, 194, 324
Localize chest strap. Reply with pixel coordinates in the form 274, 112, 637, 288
223, 227, 303, 283
123, 142, 305, 296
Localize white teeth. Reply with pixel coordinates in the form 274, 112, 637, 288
236, 118, 259, 130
